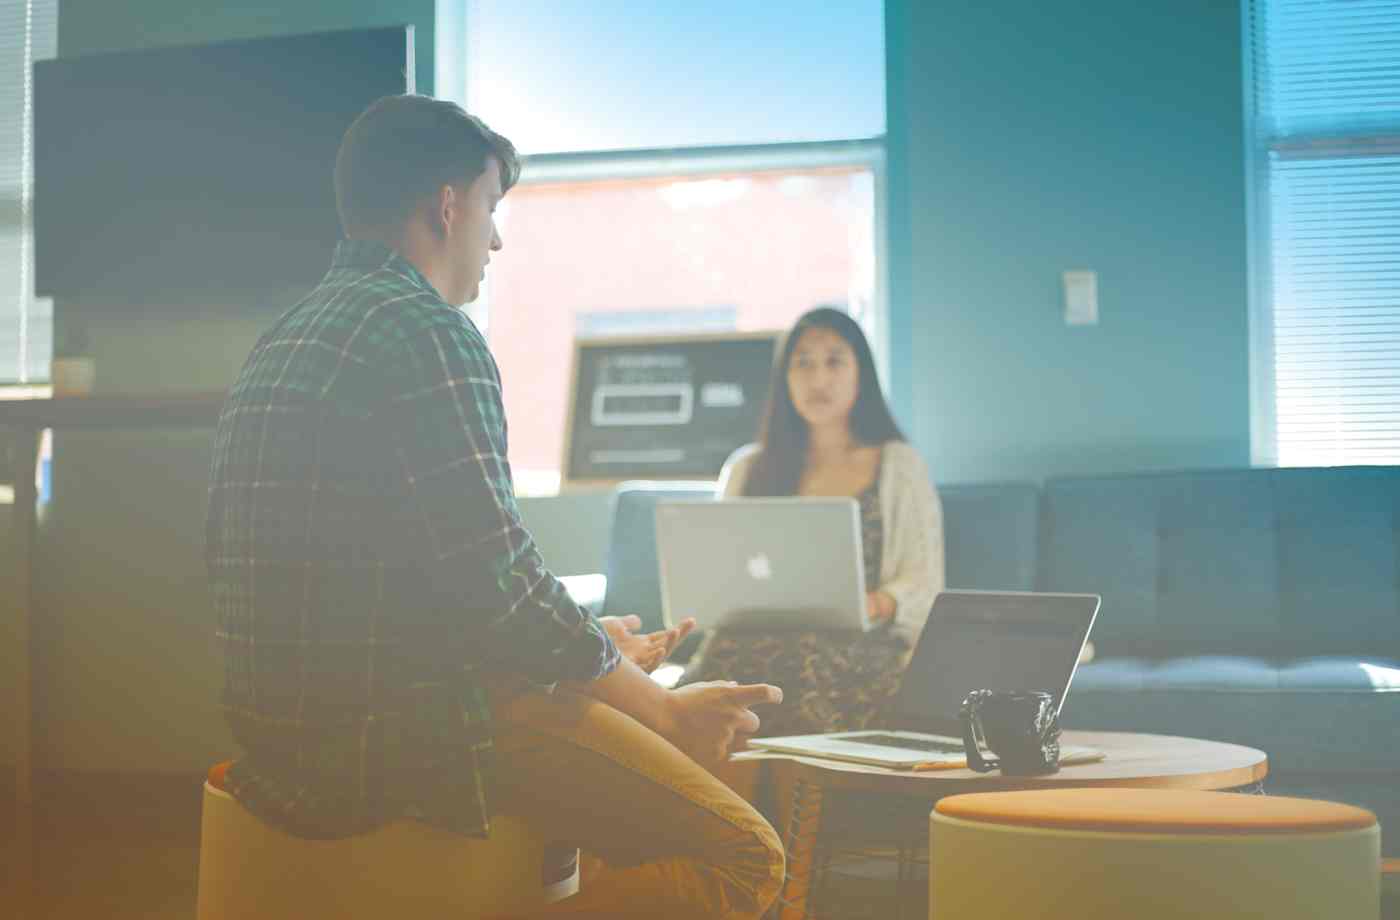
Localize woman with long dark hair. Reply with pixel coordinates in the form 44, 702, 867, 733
682, 307, 944, 737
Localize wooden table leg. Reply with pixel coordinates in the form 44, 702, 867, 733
9, 425, 39, 919
771, 766, 825, 920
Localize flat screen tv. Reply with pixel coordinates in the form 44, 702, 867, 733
33, 26, 414, 301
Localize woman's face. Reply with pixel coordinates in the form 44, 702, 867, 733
786, 325, 860, 431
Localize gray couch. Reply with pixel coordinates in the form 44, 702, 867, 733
937, 468, 1397, 854
1039, 467, 1400, 855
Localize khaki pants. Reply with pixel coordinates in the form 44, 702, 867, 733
491, 687, 785, 919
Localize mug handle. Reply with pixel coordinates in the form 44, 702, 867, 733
959, 690, 998, 773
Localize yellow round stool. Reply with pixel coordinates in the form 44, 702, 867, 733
196, 763, 578, 920
930, 788, 1378, 919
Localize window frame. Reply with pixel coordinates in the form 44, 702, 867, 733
477, 136, 892, 490
1242, 0, 1275, 466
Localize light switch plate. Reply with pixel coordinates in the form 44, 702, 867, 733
1062, 270, 1098, 326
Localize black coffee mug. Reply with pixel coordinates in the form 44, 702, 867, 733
959, 689, 1061, 776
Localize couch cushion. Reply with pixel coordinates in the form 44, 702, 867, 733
1041, 467, 1400, 658
1272, 467, 1400, 649
1066, 655, 1400, 772
1039, 476, 1163, 640
940, 482, 1040, 591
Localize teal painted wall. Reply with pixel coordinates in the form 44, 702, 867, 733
886, 0, 1251, 483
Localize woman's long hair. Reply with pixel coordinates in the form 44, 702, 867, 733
743, 307, 904, 496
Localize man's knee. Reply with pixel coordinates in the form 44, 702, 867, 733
753, 815, 786, 909
722, 807, 786, 914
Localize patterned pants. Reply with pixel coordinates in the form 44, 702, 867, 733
680, 627, 912, 738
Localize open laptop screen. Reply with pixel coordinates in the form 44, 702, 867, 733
890, 591, 1099, 735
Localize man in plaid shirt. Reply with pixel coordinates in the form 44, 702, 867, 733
206, 95, 784, 918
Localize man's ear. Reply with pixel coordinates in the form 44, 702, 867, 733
432, 183, 456, 239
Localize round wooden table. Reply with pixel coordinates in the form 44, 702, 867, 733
722, 731, 1269, 920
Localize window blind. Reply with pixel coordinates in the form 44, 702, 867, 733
0, 0, 56, 384
1250, 0, 1400, 465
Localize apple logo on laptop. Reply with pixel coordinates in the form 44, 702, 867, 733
746, 553, 773, 581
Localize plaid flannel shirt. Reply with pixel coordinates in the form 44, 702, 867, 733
206, 240, 618, 839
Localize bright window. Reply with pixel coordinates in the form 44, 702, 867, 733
481, 148, 882, 494
463, 0, 884, 155
463, 3, 888, 493
1247, 0, 1400, 465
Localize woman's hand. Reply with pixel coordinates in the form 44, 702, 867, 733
866, 590, 897, 625
598, 615, 696, 673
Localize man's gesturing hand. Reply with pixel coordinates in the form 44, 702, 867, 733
663, 681, 783, 766
599, 615, 696, 674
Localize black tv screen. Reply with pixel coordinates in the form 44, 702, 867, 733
33, 26, 414, 301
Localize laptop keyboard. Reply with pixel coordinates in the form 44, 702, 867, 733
848, 734, 964, 754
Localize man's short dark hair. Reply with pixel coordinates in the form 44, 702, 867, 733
334, 94, 520, 238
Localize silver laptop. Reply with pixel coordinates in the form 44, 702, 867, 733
749, 590, 1103, 769
655, 497, 869, 632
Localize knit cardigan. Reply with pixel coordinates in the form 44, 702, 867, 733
716, 440, 946, 642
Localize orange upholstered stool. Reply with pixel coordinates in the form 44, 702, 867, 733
196, 762, 578, 920
930, 788, 1378, 919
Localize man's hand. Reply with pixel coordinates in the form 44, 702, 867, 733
599, 615, 696, 673
661, 681, 783, 766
